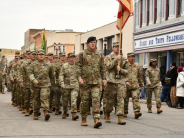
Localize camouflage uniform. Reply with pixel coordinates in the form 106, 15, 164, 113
145, 59, 161, 109
124, 53, 144, 114
28, 50, 55, 113
104, 51, 128, 116
59, 53, 79, 113
0, 69, 6, 93
76, 48, 106, 119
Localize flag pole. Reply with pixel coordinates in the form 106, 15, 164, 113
118, 29, 122, 66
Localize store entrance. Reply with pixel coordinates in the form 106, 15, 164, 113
159, 53, 167, 79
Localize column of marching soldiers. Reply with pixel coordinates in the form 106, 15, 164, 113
5, 36, 163, 129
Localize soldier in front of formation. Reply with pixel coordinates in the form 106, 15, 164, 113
76, 36, 107, 128
124, 53, 144, 119
28, 49, 55, 121
145, 59, 163, 114
104, 42, 128, 125
59, 52, 79, 120
0, 67, 6, 94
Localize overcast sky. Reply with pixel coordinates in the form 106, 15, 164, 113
0, 0, 134, 50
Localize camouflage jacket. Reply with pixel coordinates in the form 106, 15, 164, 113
104, 52, 128, 84
145, 67, 160, 88
19, 59, 32, 88
76, 49, 106, 85
7, 60, 15, 81
59, 62, 79, 90
17, 60, 24, 84
54, 61, 65, 86
28, 60, 55, 88
0, 71, 6, 82
9, 62, 19, 81
126, 62, 144, 90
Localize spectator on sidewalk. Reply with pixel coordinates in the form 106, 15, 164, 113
176, 66, 184, 109
160, 69, 172, 107
141, 65, 147, 99
170, 63, 178, 108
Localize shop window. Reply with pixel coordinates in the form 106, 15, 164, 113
73, 45, 75, 53
166, 0, 169, 20
140, 0, 143, 28
135, 54, 139, 64
177, 0, 182, 18
147, 0, 149, 26
154, 0, 157, 24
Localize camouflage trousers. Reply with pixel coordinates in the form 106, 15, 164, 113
77, 90, 81, 110
33, 87, 50, 112
24, 88, 33, 108
12, 82, 18, 103
21, 87, 25, 108
0, 82, 3, 92
17, 84, 21, 105
105, 82, 126, 116
146, 86, 161, 109
50, 86, 55, 108
80, 84, 101, 119
62, 89, 78, 113
54, 86, 61, 110
124, 88, 140, 114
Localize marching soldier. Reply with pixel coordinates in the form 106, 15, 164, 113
28, 49, 54, 121
104, 42, 128, 125
59, 52, 79, 120
0, 68, 6, 94
145, 59, 163, 114
124, 53, 144, 119
76, 36, 107, 128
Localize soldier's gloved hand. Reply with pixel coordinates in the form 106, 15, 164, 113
79, 78, 84, 85
117, 66, 121, 72
103, 80, 107, 86
34, 80, 38, 85
115, 55, 121, 61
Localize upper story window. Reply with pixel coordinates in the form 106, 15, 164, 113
154, 0, 157, 24
147, 0, 150, 26
61, 45, 65, 52
177, 0, 182, 17
140, 0, 143, 28
166, 0, 169, 20
73, 45, 75, 53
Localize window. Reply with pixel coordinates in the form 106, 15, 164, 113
73, 45, 75, 53
166, 0, 169, 20
140, 0, 143, 28
154, 0, 157, 24
177, 0, 182, 17
147, 0, 149, 26
61, 45, 65, 52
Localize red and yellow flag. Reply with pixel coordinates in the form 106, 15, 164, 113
116, 0, 133, 30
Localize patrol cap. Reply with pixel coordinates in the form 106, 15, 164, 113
113, 42, 119, 47
67, 52, 75, 58
37, 49, 45, 55
20, 54, 23, 58
15, 51, 20, 54
30, 50, 37, 55
48, 52, 54, 56
54, 55, 59, 58
127, 52, 135, 57
150, 59, 157, 62
59, 52, 66, 57
15, 55, 20, 59
26, 50, 31, 54
87, 36, 96, 43
45, 56, 48, 58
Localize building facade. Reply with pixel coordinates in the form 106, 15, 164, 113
134, 0, 184, 78
75, 17, 134, 57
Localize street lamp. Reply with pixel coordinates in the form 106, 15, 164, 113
54, 42, 56, 52
103, 38, 107, 56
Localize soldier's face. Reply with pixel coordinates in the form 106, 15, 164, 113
60, 56, 65, 61
88, 41, 96, 51
112, 46, 119, 53
31, 54, 37, 60
128, 56, 135, 63
48, 55, 53, 61
38, 54, 45, 61
27, 54, 31, 59
152, 61, 157, 66
68, 56, 75, 63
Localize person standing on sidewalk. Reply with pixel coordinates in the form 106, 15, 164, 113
145, 59, 162, 114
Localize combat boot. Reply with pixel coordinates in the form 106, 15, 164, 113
148, 108, 152, 113
72, 113, 79, 120
25, 108, 30, 116
94, 119, 102, 128
38, 111, 41, 116
19, 107, 22, 111
135, 112, 142, 119
100, 110, 103, 115
22, 108, 26, 114
118, 116, 126, 125
14, 103, 17, 107
17, 105, 20, 108
157, 108, 163, 114
12, 102, 14, 105
59, 109, 62, 114
2, 91, 4, 94
62, 111, 67, 119
81, 118, 88, 126
123, 113, 127, 118
48, 108, 52, 113
44, 110, 50, 121
33, 112, 38, 120
106, 113, 111, 123
29, 108, 33, 115
55, 109, 59, 115
104, 112, 107, 119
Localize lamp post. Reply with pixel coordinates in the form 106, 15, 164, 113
58, 43, 61, 54
54, 42, 56, 54
103, 38, 107, 56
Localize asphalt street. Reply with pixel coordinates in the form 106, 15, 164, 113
0, 89, 184, 138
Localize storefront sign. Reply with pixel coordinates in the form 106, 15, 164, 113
134, 31, 184, 50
